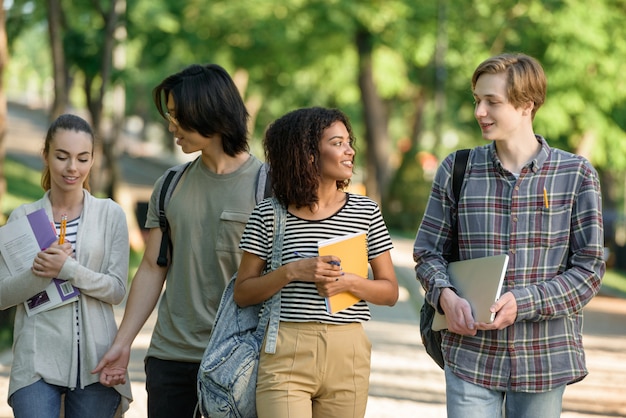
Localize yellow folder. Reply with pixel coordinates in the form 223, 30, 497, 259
317, 231, 368, 314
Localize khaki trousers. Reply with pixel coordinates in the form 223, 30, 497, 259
257, 321, 371, 418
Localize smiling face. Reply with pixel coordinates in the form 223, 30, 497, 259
473, 72, 532, 143
44, 129, 94, 193
318, 121, 355, 182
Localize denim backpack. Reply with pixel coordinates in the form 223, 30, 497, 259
197, 198, 285, 418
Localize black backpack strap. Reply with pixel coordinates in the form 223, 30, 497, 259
156, 161, 192, 267
420, 148, 471, 370
450, 149, 470, 262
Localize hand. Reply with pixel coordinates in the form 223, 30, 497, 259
439, 288, 477, 336
91, 344, 131, 387
474, 291, 517, 331
31, 243, 72, 278
287, 255, 343, 285
58, 241, 73, 256
315, 270, 351, 297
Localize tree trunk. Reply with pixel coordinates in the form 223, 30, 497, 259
355, 27, 390, 205
46, 0, 69, 121
433, 0, 448, 155
88, 0, 123, 198
409, 88, 427, 150
0, 6, 9, 222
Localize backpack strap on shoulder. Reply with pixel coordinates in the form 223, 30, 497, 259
156, 161, 192, 267
452, 149, 470, 202
450, 149, 470, 262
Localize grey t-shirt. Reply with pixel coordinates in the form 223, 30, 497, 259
145, 154, 263, 362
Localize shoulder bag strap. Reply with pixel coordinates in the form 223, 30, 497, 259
256, 197, 286, 353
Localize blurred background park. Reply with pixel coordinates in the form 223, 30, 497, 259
1, 0, 626, 349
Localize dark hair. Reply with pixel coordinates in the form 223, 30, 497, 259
41, 114, 95, 191
152, 63, 250, 156
264, 107, 356, 209
472, 53, 547, 119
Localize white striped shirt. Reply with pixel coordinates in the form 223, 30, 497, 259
239, 194, 393, 324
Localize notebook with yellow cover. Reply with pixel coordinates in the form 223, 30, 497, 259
317, 231, 368, 314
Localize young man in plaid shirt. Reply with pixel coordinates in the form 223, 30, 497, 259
414, 53, 605, 418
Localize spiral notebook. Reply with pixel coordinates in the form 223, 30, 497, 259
431, 254, 509, 331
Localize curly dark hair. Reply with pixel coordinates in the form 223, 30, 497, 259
153, 63, 250, 156
264, 107, 357, 210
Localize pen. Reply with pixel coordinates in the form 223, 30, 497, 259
293, 251, 315, 258
59, 214, 67, 244
294, 252, 340, 266
543, 187, 549, 209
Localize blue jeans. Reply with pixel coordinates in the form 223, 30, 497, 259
145, 357, 201, 418
9, 378, 120, 418
445, 366, 565, 418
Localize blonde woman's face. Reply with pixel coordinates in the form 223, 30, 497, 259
44, 129, 94, 193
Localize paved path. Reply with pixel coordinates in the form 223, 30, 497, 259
1, 103, 625, 417
1, 239, 624, 418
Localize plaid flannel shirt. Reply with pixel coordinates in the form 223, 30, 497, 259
414, 136, 605, 392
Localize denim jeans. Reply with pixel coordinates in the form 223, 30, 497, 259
445, 366, 566, 418
145, 357, 201, 418
9, 378, 120, 418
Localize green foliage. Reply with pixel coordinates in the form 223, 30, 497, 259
602, 269, 626, 299
6, 0, 626, 233
5, 19, 52, 102
383, 147, 433, 233
2, 157, 43, 218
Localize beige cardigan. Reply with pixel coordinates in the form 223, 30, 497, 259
0, 190, 132, 411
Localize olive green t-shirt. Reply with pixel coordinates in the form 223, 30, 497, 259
144, 155, 263, 362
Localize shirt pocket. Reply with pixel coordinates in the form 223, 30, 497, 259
530, 204, 571, 249
215, 211, 250, 253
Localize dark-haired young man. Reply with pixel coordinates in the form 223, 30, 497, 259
93, 63, 265, 417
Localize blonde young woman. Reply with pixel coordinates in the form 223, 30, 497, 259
0, 114, 132, 417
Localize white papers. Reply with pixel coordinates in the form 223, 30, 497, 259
0, 214, 50, 276
0, 208, 80, 316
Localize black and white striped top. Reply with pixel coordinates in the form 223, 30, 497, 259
239, 194, 393, 324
